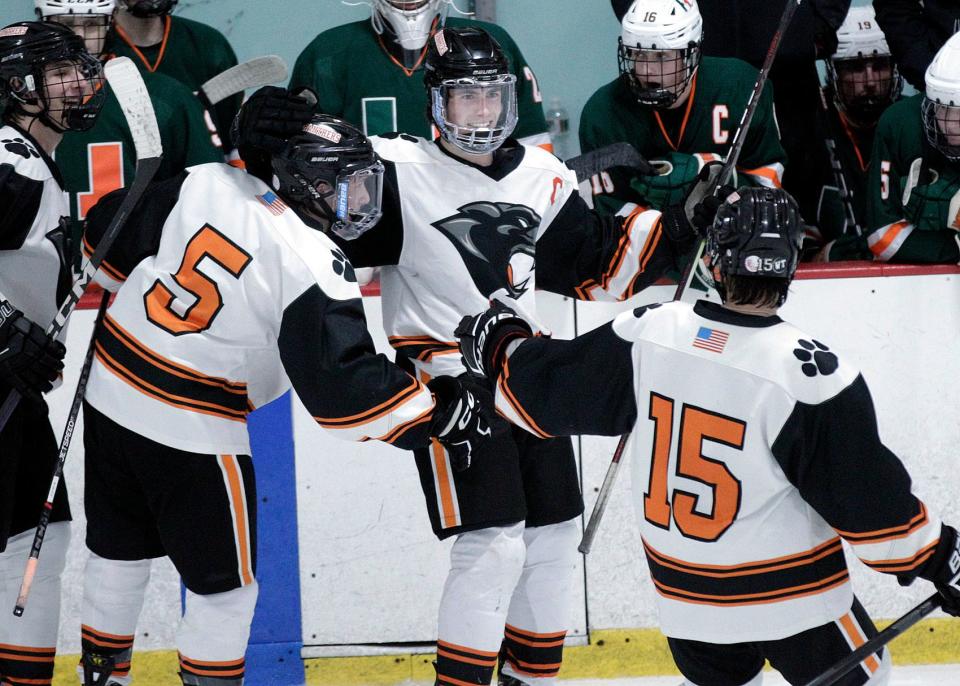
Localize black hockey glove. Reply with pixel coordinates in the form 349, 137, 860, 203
919, 525, 960, 616
0, 301, 65, 402
660, 162, 735, 253
427, 376, 493, 471
232, 86, 316, 180
455, 300, 533, 380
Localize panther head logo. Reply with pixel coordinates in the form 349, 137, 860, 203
432, 201, 541, 298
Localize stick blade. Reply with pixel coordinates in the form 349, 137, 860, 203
565, 142, 653, 182
104, 57, 162, 160
200, 55, 288, 106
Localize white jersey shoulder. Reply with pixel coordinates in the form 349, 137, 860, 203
612, 300, 860, 406
0, 127, 52, 181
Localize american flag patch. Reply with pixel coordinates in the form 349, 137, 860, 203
692, 326, 729, 353
256, 191, 287, 215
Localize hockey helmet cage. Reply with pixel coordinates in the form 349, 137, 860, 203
826, 5, 901, 126
0, 21, 105, 132
119, 0, 178, 17
273, 114, 385, 240
618, 0, 703, 108
34, 0, 116, 15
371, 0, 447, 52
923, 32, 960, 162
424, 26, 518, 154
706, 187, 802, 300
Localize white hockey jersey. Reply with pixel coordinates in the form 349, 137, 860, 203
0, 124, 71, 333
83, 163, 436, 455
493, 300, 944, 643
333, 134, 685, 380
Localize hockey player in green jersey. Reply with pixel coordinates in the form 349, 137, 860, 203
859, 32, 960, 263
34, 0, 222, 261
107, 0, 240, 155
579, 0, 786, 216
290, 0, 552, 149
813, 5, 902, 261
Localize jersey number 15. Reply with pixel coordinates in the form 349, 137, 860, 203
643, 392, 744, 542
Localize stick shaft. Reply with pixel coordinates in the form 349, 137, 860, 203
578, 433, 629, 554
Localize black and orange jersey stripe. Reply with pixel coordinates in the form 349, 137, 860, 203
95, 314, 252, 422
389, 334, 460, 362
643, 538, 850, 607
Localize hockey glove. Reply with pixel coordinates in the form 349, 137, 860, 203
455, 300, 533, 379
922, 525, 960, 616
0, 301, 65, 402
660, 162, 736, 252
427, 376, 493, 471
232, 86, 316, 180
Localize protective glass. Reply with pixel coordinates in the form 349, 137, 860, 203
618, 40, 698, 107
922, 98, 960, 162
322, 162, 385, 240
40, 54, 105, 131
830, 56, 900, 125
432, 75, 518, 154
47, 15, 111, 58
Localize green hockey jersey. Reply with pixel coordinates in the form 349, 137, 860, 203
861, 94, 960, 263
106, 15, 239, 154
579, 56, 787, 216
289, 17, 550, 147
56, 69, 222, 261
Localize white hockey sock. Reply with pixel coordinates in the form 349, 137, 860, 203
0, 521, 69, 683
176, 582, 258, 684
80, 552, 152, 685
500, 518, 580, 685
435, 523, 526, 683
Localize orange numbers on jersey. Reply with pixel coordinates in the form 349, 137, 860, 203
145, 224, 252, 336
77, 142, 124, 220
712, 105, 730, 145
523, 66, 543, 104
643, 392, 745, 542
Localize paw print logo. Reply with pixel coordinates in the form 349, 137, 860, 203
793, 339, 839, 377
331, 248, 356, 283
2, 137, 39, 159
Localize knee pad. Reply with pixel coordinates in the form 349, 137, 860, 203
177, 581, 258, 662
522, 518, 580, 568
82, 552, 152, 636
0, 522, 69, 647
450, 522, 526, 582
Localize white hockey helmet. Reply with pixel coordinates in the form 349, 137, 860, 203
922, 32, 960, 161
618, 0, 703, 108
371, 0, 448, 53
34, 0, 116, 16
826, 5, 901, 126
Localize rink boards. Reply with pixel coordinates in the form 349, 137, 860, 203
46, 263, 960, 667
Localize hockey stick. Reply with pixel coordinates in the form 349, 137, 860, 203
0, 59, 162, 437
565, 142, 655, 183
196, 55, 288, 109
803, 593, 943, 686
815, 74, 863, 237
13, 291, 109, 617
579, 0, 804, 556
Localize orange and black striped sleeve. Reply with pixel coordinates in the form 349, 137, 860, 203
771, 374, 946, 583
493, 314, 639, 439
278, 283, 436, 451
82, 171, 187, 287
536, 191, 680, 302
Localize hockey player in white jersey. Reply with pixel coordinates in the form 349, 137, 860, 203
240, 27, 706, 686
0, 20, 105, 686
77, 114, 492, 686
457, 186, 960, 685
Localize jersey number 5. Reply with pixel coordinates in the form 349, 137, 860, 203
145, 224, 252, 336
644, 392, 744, 542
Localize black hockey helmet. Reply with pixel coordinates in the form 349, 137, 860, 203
0, 21, 105, 132
273, 114, 385, 240
119, 0, 178, 17
706, 187, 802, 302
424, 26, 518, 154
